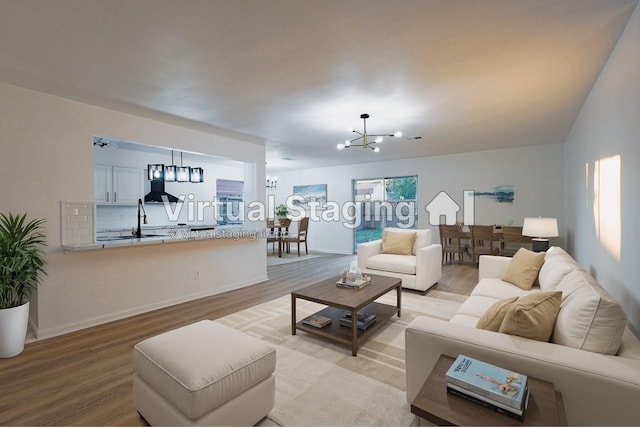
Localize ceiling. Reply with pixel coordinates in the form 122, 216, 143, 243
0, 0, 637, 172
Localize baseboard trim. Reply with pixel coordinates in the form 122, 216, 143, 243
31, 275, 269, 341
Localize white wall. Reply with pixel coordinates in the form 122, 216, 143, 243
271, 144, 565, 254
0, 82, 267, 339
564, 3, 640, 332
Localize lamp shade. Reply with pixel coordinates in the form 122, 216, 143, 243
176, 166, 190, 182
522, 217, 558, 238
189, 167, 204, 183
164, 165, 177, 182
147, 164, 164, 181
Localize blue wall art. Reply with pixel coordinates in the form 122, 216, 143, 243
475, 185, 515, 203
292, 184, 327, 210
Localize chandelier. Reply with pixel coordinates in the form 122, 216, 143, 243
337, 114, 402, 152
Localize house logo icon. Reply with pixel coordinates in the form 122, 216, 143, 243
425, 190, 476, 226
425, 191, 460, 226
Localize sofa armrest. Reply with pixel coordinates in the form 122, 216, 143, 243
405, 316, 640, 426
357, 239, 382, 270
478, 255, 511, 279
416, 244, 442, 289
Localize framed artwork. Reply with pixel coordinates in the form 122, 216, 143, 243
292, 184, 327, 210
474, 185, 515, 203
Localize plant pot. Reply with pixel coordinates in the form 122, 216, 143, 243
0, 301, 30, 358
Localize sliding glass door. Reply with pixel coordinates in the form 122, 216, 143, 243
353, 175, 417, 252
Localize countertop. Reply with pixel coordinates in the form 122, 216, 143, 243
63, 224, 260, 251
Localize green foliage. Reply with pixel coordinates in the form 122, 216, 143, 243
385, 176, 417, 200
275, 204, 289, 217
0, 213, 47, 309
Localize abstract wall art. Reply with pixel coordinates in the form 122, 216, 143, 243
474, 185, 515, 203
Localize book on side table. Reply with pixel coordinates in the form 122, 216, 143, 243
445, 354, 529, 418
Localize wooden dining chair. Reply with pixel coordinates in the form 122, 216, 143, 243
500, 226, 530, 256
439, 224, 468, 264
277, 218, 292, 256
266, 218, 277, 254
283, 217, 309, 256
469, 225, 499, 264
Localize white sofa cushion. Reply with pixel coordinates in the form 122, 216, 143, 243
472, 278, 538, 300
456, 295, 501, 319
553, 270, 627, 355
539, 254, 579, 292
366, 253, 416, 275
545, 246, 570, 259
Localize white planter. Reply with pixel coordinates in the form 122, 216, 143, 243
0, 301, 30, 358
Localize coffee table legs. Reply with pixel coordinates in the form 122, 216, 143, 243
291, 294, 297, 335
396, 284, 402, 317
351, 319, 358, 356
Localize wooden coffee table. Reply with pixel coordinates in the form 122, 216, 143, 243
291, 274, 401, 356
411, 355, 568, 426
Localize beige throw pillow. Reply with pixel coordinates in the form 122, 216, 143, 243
501, 248, 546, 290
476, 297, 518, 331
499, 291, 562, 341
381, 230, 416, 255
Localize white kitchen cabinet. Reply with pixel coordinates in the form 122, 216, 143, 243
94, 164, 144, 205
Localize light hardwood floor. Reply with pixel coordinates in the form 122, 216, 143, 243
0, 254, 478, 426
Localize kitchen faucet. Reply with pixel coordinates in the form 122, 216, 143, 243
135, 198, 147, 238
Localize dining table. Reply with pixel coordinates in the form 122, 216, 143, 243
459, 226, 531, 256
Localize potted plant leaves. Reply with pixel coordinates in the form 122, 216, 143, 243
0, 213, 47, 358
275, 204, 289, 218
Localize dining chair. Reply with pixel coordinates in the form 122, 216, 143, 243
439, 224, 468, 264
266, 218, 278, 254
277, 218, 292, 256
500, 226, 530, 256
283, 217, 309, 256
469, 225, 499, 264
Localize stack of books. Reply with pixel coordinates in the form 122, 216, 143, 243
302, 315, 332, 328
338, 311, 376, 330
445, 354, 530, 420
336, 276, 371, 289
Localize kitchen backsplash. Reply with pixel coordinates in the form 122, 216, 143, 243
96, 204, 217, 231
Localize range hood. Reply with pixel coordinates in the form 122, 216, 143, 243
144, 180, 179, 203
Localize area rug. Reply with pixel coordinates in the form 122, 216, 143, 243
267, 252, 322, 266
216, 290, 465, 426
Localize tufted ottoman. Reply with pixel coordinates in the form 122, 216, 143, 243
132, 320, 276, 426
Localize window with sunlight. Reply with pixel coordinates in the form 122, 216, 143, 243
593, 155, 621, 261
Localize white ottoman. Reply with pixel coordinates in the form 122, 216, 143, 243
132, 320, 276, 426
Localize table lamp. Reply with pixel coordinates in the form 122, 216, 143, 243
522, 217, 558, 252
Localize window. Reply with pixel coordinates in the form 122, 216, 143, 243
216, 179, 244, 225
353, 175, 417, 251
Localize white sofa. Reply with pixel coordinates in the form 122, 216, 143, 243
357, 228, 442, 292
405, 247, 640, 426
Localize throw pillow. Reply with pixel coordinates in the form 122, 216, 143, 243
499, 291, 562, 341
381, 230, 416, 255
501, 248, 546, 290
552, 270, 627, 355
476, 297, 518, 331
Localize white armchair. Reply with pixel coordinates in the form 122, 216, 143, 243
357, 228, 442, 292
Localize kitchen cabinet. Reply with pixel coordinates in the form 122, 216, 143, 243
94, 164, 144, 205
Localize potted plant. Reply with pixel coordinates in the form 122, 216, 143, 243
0, 213, 47, 358
275, 204, 289, 218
